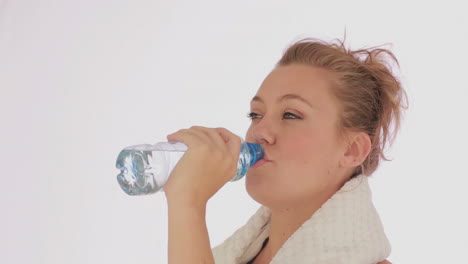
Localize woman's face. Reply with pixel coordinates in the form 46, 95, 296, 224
245, 64, 350, 208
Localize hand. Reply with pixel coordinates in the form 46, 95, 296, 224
378, 260, 392, 264
164, 126, 242, 207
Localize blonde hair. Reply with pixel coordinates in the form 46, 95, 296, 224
277, 37, 409, 177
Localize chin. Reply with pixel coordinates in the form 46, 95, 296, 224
245, 170, 268, 191
245, 172, 280, 207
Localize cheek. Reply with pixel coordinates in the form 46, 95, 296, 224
278, 132, 337, 193
284, 133, 319, 156
282, 131, 336, 167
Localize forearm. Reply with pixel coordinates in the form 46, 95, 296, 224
167, 202, 215, 264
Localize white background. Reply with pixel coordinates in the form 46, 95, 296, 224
1, 0, 467, 263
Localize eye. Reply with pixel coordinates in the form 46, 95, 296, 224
246, 112, 261, 120
282, 112, 301, 120
247, 111, 301, 120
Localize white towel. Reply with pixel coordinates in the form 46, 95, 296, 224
212, 174, 391, 264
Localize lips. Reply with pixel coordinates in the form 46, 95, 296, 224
250, 147, 271, 169
251, 156, 271, 169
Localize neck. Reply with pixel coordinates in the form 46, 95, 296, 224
263, 203, 318, 260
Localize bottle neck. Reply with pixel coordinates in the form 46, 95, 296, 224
246, 142, 264, 166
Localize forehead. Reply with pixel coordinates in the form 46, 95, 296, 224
254, 64, 338, 107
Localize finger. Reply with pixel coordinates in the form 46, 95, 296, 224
167, 128, 207, 147
190, 126, 227, 150
215, 127, 242, 145
215, 127, 242, 156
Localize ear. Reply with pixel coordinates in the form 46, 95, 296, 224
340, 131, 372, 169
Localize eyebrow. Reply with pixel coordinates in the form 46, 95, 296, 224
250, 93, 314, 109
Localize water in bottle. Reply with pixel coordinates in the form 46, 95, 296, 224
116, 140, 264, 196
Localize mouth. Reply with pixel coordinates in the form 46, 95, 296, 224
262, 152, 271, 161
251, 158, 271, 169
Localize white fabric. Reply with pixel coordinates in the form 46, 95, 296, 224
212, 174, 391, 264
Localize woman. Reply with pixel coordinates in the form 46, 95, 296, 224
164, 37, 408, 264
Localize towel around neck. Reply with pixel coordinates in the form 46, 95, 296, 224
212, 174, 391, 264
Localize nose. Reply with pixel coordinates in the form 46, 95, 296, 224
249, 117, 276, 145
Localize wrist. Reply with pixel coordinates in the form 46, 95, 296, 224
167, 201, 207, 222
166, 194, 208, 212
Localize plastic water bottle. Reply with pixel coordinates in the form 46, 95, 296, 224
116, 140, 264, 195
